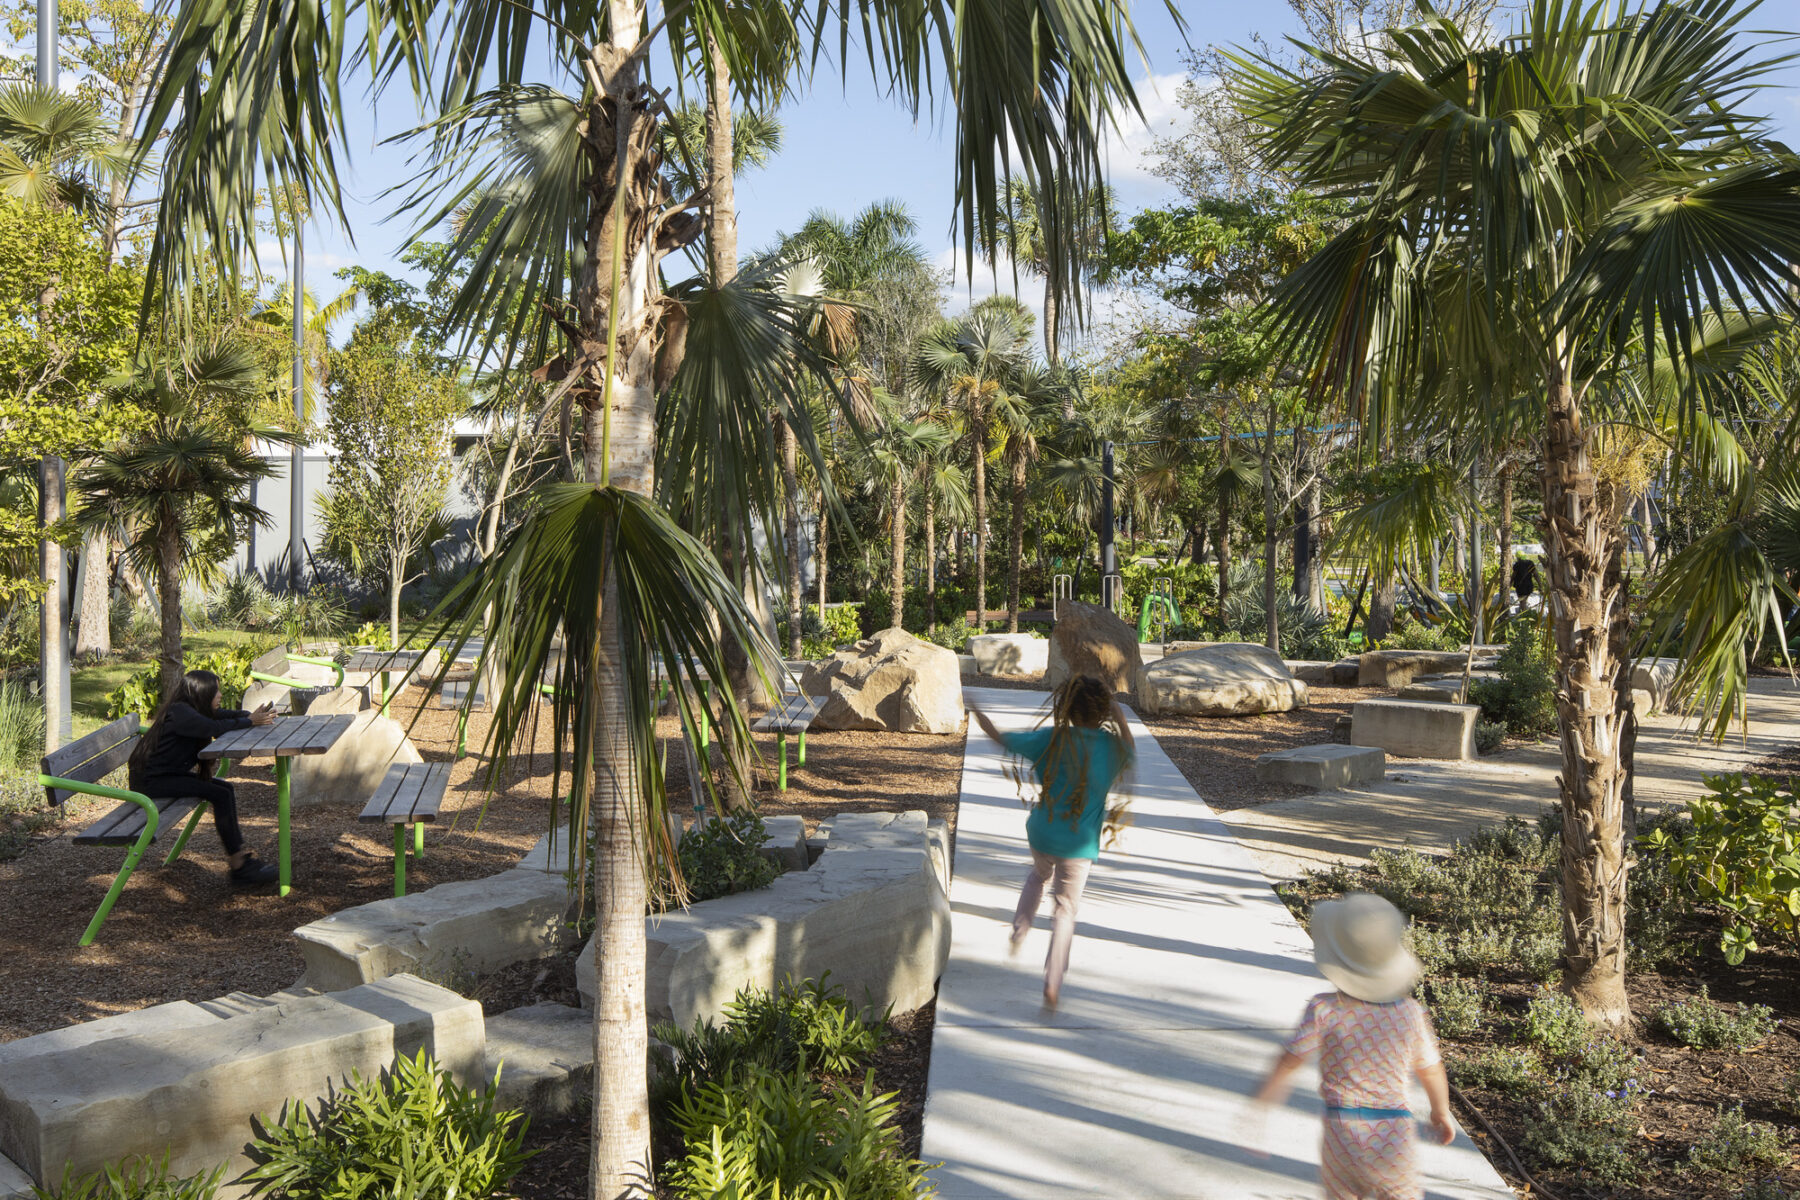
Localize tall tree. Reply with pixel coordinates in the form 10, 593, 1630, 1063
993, 179, 1113, 369
1230, 0, 1800, 1024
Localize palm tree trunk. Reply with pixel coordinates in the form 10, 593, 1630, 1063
580, 17, 659, 1194
973, 429, 987, 631
1043, 278, 1061, 373
157, 525, 183, 701
816, 497, 828, 613
1543, 350, 1632, 1027
1497, 456, 1515, 618
1262, 392, 1279, 651
1008, 452, 1025, 633
74, 531, 111, 657
781, 422, 801, 658
1217, 421, 1232, 615
924, 489, 937, 628
890, 475, 906, 630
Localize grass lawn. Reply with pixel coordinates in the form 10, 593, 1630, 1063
69, 628, 266, 739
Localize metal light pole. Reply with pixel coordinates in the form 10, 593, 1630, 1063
289, 222, 305, 590
37, 0, 71, 750
1100, 440, 1117, 609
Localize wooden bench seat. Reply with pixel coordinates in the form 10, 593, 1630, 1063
751, 691, 822, 791
39, 715, 238, 945
359, 761, 452, 896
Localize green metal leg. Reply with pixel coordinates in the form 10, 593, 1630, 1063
82, 821, 159, 947
798, 730, 807, 767
164, 803, 207, 866
381, 670, 392, 717
455, 705, 468, 759
778, 733, 788, 791
413, 821, 425, 857
275, 757, 292, 897
393, 823, 407, 897
698, 683, 711, 749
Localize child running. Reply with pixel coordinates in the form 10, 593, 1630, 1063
128, 669, 280, 886
967, 675, 1134, 1007
1253, 892, 1455, 1200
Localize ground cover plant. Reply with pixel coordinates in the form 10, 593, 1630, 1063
1278, 795, 1799, 1199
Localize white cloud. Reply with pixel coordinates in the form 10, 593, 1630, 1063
1102, 71, 1193, 189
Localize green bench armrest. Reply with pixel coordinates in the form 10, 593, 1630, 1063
249, 654, 347, 690
36, 774, 162, 840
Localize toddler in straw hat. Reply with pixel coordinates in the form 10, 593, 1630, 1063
1252, 892, 1455, 1200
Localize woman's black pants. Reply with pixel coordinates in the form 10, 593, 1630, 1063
137, 775, 244, 856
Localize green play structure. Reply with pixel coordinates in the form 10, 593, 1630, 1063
1137, 579, 1182, 642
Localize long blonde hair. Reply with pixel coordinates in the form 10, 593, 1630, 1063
1031, 675, 1126, 826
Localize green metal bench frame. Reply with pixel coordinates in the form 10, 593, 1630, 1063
248, 652, 346, 691
38, 715, 235, 946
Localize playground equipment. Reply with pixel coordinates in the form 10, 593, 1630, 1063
1100, 573, 1124, 614
1137, 577, 1182, 642
1052, 574, 1073, 620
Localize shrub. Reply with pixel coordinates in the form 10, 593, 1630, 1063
1407, 925, 1455, 977
1450, 1046, 1545, 1098
1468, 624, 1557, 737
663, 1066, 931, 1200
241, 1051, 532, 1200
675, 810, 780, 907
347, 620, 395, 651
1627, 828, 1701, 968
1424, 976, 1484, 1038
270, 587, 349, 645
1522, 989, 1589, 1060
1644, 773, 1800, 963
208, 569, 274, 630
1654, 986, 1778, 1051
1462, 816, 1556, 870
1688, 1105, 1789, 1176
1222, 576, 1348, 661
32, 1155, 223, 1200
1737, 1181, 1792, 1200
1473, 720, 1507, 755
103, 645, 268, 721
0, 681, 44, 769
1521, 1083, 1643, 1185
1563, 1036, 1649, 1096
1378, 616, 1457, 652
653, 978, 889, 1110
921, 615, 976, 654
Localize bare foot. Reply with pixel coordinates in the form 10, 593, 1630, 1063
1042, 986, 1059, 1009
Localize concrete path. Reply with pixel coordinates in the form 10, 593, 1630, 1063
921, 687, 1513, 1200
1225, 677, 1800, 881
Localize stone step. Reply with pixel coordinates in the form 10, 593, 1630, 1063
1254, 744, 1385, 789
0, 975, 482, 1187
0, 1150, 33, 1199
484, 1003, 594, 1118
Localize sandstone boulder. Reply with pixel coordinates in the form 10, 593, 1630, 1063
1285, 660, 1338, 685
1046, 601, 1141, 693
800, 629, 963, 734
1632, 657, 1680, 708
289, 709, 422, 808
1136, 643, 1308, 717
967, 633, 1048, 676
1357, 650, 1472, 689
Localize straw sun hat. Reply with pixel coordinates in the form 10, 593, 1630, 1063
1309, 892, 1421, 1003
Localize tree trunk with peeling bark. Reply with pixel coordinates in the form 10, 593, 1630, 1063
1007, 452, 1025, 633
1542, 350, 1632, 1027
781, 421, 801, 658
75, 532, 111, 657
156, 524, 183, 701
924, 490, 936, 628
973, 427, 988, 631
890, 475, 905, 630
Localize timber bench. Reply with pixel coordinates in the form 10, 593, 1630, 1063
751, 691, 821, 791
39, 714, 238, 945
360, 761, 451, 896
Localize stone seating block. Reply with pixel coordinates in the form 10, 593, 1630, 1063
956, 654, 978, 678
576, 811, 951, 1027
485, 1003, 593, 1119
0, 1003, 220, 1073
1330, 657, 1362, 686
0, 976, 481, 1186
1284, 660, 1338, 685
288, 710, 422, 809
1254, 745, 1385, 790
967, 634, 1048, 676
1633, 657, 1680, 706
1351, 699, 1478, 760
0, 1151, 30, 1200
1357, 650, 1473, 689
294, 868, 573, 992
758, 814, 809, 872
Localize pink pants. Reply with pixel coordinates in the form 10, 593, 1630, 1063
1012, 850, 1092, 997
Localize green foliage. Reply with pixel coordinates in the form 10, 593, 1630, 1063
208, 570, 275, 630
1449, 1047, 1545, 1098
241, 1051, 532, 1200
779, 604, 864, 657
349, 620, 395, 651
103, 644, 265, 719
1520, 1084, 1643, 1187
1120, 559, 1214, 634
1423, 976, 1483, 1038
269, 587, 349, 646
1736, 1180, 1793, 1200
663, 1066, 932, 1200
1522, 989, 1589, 1060
1473, 720, 1507, 755
1469, 625, 1557, 738
675, 811, 780, 907
921, 615, 976, 654
1688, 1105, 1789, 1177
32, 1154, 223, 1200
1644, 773, 1800, 963
1654, 986, 1777, 1051
0, 680, 43, 768
1219, 564, 1349, 660
1377, 616, 1458, 652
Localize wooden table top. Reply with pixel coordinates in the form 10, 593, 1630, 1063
343, 649, 426, 673
199, 713, 356, 760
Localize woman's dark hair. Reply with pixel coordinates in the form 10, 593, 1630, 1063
127, 669, 224, 780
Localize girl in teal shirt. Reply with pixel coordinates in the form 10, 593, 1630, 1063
970, 675, 1135, 1006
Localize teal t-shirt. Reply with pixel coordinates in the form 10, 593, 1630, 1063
998, 725, 1133, 860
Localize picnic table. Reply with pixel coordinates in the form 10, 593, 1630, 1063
344, 649, 427, 715
198, 713, 354, 897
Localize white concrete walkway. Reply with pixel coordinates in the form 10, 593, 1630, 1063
921, 687, 1514, 1200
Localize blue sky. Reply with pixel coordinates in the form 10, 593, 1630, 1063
275, 0, 1800, 349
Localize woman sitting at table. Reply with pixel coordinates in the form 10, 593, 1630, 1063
127, 669, 279, 886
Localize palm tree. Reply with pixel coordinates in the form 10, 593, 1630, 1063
76, 339, 293, 697
993, 178, 1113, 370
861, 415, 954, 630
140, 0, 1159, 1187
1228, 0, 1800, 1024
994, 365, 1061, 630
916, 307, 1030, 631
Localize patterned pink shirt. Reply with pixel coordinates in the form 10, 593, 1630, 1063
1283, 992, 1442, 1110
